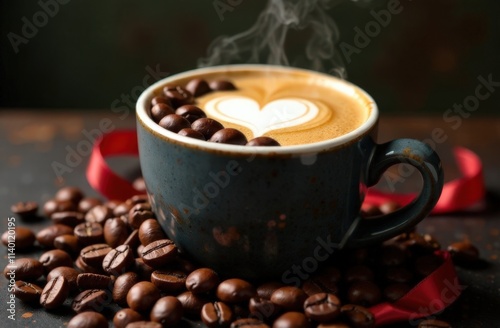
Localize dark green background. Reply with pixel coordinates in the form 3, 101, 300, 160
1, 0, 499, 114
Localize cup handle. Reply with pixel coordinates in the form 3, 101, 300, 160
346, 138, 444, 247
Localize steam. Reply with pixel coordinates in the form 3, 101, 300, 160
199, 0, 347, 78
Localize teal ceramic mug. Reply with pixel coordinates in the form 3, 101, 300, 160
136, 65, 443, 279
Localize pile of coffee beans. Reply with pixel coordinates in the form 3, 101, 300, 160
3, 186, 479, 327
149, 78, 281, 147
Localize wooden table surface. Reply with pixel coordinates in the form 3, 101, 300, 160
0, 110, 499, 328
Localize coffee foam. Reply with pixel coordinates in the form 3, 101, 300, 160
184, 70, 370, 146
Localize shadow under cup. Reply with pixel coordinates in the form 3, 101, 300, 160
136, 65, 443, 279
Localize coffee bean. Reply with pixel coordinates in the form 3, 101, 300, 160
113, 272, 140, 306
39, 249, 73, 273
385, 266, 414, 284
302, 280, 338, 297
178, 128, 206, 140
302, 272, 339, 297
14, 280, 43, 303
141, 239, 178, 268
233, 303, 251, 319
186, 267, 219, 294
423, 234, 441, 250
77, 273, 113, 290
51, 211, 85, 227
246, 137, 281, 147
383, 283, 411, 302
138, 219, 166, 246
124, 229, 140, 248
272, 311, 309, 328
151, 270, 186, 293
78, 197, 103, 214
11, 201, 39, 218
151, 95, 172, 107
176, 104, 207, 123
380, 245, 406, 267
40, 276, 69, 309
418, 319, 452, 328
186, 78, 212, 97
55, 186, 84, 204
344, 265, 374, 283
127, 281, 161, 313
163, 85, 194, 108
74, 222, 104, 246
303, 293, 341, 322
210, 80, 237, 91
1, 226, 35, 250
191, 118, 224, 139
37, 224, 74, 248
403, 233, 439, 256
270, 286, 308, 312
249, 297, 281, 320
150, 296, 184, 326
217, 278, 256, 303
128, 194, 149, 205
134, 257, 155, 280
68, 311, 108, 328
103, 244, 135, 275
113, 202, 134, 217
113, 308, 143, 328
54, 234, 81, 254
104, 217, 129, 248
159, 114, 192, 133
340, 304, 375, 328
126, 322, 162, 328
230, 318, 270, 328
177, 291, 209, 317
76, 255, 106, 274
209, 128, 248, 145
256, 282, 285, 300
415, 254, 444, 277
104, 199, 122, 210
43, 199, 76, 217
201, 301, 233, 327
47, 266, 79, 292
4, 258, 44, 280
151, 103, 175, 123
72, 289, 110, 313
80, 243, 112, 267
85, 205, 113, 225
128, 203, 154, 229
347, 281, 381, 306
448, 241, 480, 266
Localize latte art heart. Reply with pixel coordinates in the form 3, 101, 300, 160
204, 96, 319, 137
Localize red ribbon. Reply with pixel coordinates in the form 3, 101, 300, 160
85, 130, 477, 325
364, 147, 485, 214
86, 130, 142, 200
87, 130, 485, 215
370, 251, 461, 326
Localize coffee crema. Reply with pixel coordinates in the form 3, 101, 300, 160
188, 70, 371, 146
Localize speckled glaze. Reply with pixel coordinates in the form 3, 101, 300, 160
136, 65, 443, 279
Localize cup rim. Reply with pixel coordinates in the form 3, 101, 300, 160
136, 64, 378, 154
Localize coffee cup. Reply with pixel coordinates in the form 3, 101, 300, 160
136, 65, 443, 278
